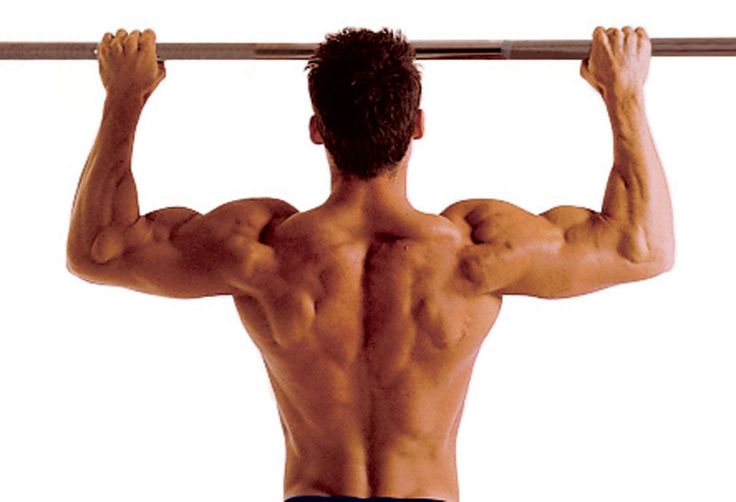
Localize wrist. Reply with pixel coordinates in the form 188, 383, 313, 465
603, 86, 645, 108
104, 89, 147, 109
604, 88, 648, 141
103, 92, 146, 121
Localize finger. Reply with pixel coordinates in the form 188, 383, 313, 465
99, 32, 113, 58
124, 30, 141, 54
111, 29, 127, 54
635, 27, 651, 54
592, 26, 609, 54
140, 29, 157, 55
141, 29, 156, 43
622, 26, 636, 52
593, 26, 608, 44
607, 27, 624, 52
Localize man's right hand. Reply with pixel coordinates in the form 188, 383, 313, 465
98, 29, 166, 102
580, 26, 651, 99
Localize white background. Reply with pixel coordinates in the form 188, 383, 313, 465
1, 1, 734, 501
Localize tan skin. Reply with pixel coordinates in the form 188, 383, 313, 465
67, 26, 674, 502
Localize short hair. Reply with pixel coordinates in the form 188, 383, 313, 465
306, 27, 422, 179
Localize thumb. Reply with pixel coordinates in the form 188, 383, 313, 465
579, 57, 603, 95
579, 57, 595, 84
156, 60, 167, 81
579, 57, 591, 78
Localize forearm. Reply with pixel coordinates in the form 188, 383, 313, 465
68, 95, 145, 265
600, 89, 675, 267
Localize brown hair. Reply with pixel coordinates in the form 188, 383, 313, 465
306, 27, 422, 179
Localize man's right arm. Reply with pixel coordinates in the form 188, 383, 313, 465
442, 26, 674, 298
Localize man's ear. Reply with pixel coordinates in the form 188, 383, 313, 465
413, 109, 425, 140
309, 115, 323, 145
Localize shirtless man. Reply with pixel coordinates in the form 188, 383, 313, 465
66, 25, 674, 502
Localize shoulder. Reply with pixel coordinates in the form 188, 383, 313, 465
176, 198, 299, 243
207, 197, 298, 223
441, 199, 549, 245
442, 198, 533, 223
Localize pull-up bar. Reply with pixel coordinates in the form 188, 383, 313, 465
1, 38, 735, 60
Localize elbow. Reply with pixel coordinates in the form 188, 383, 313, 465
66, 249, 118, 287
655, 245, 675, 275
623, 242, 675, 280
617, 225, 675, 278
658, 237, 676, 273
647, 227, 676, 276
66, 246, 100, 282
66, 229, 124, 282
66, 236, 89, 279
67, 254, 93, 283
656, 223, 676, 275
642, 249, 674, 278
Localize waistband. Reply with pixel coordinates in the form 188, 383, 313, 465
285, 496, 446, 502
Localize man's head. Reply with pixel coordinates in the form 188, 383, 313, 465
306, 27, 423, 179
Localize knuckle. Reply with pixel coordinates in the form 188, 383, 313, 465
593, 27, 607, 39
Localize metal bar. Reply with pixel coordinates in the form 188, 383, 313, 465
1, 38, 735, 61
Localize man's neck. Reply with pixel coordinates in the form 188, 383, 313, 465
325, 163, 415, 216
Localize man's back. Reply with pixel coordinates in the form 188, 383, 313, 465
67, 26, 674, 502
236, 205, 500, 500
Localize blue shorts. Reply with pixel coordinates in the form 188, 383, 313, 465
285, 497, 445, 502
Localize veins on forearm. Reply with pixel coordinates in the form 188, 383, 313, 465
601, 90, 669, 264
71, 97, 144, 246
603, 93, 654, 213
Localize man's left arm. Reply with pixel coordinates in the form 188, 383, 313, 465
444, 27, 674, 299
67, 29, 296, 298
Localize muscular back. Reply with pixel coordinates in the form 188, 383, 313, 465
69, 187, 670, 501
232, 205, 500, 500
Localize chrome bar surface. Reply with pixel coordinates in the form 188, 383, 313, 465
0, 38, 735, 60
